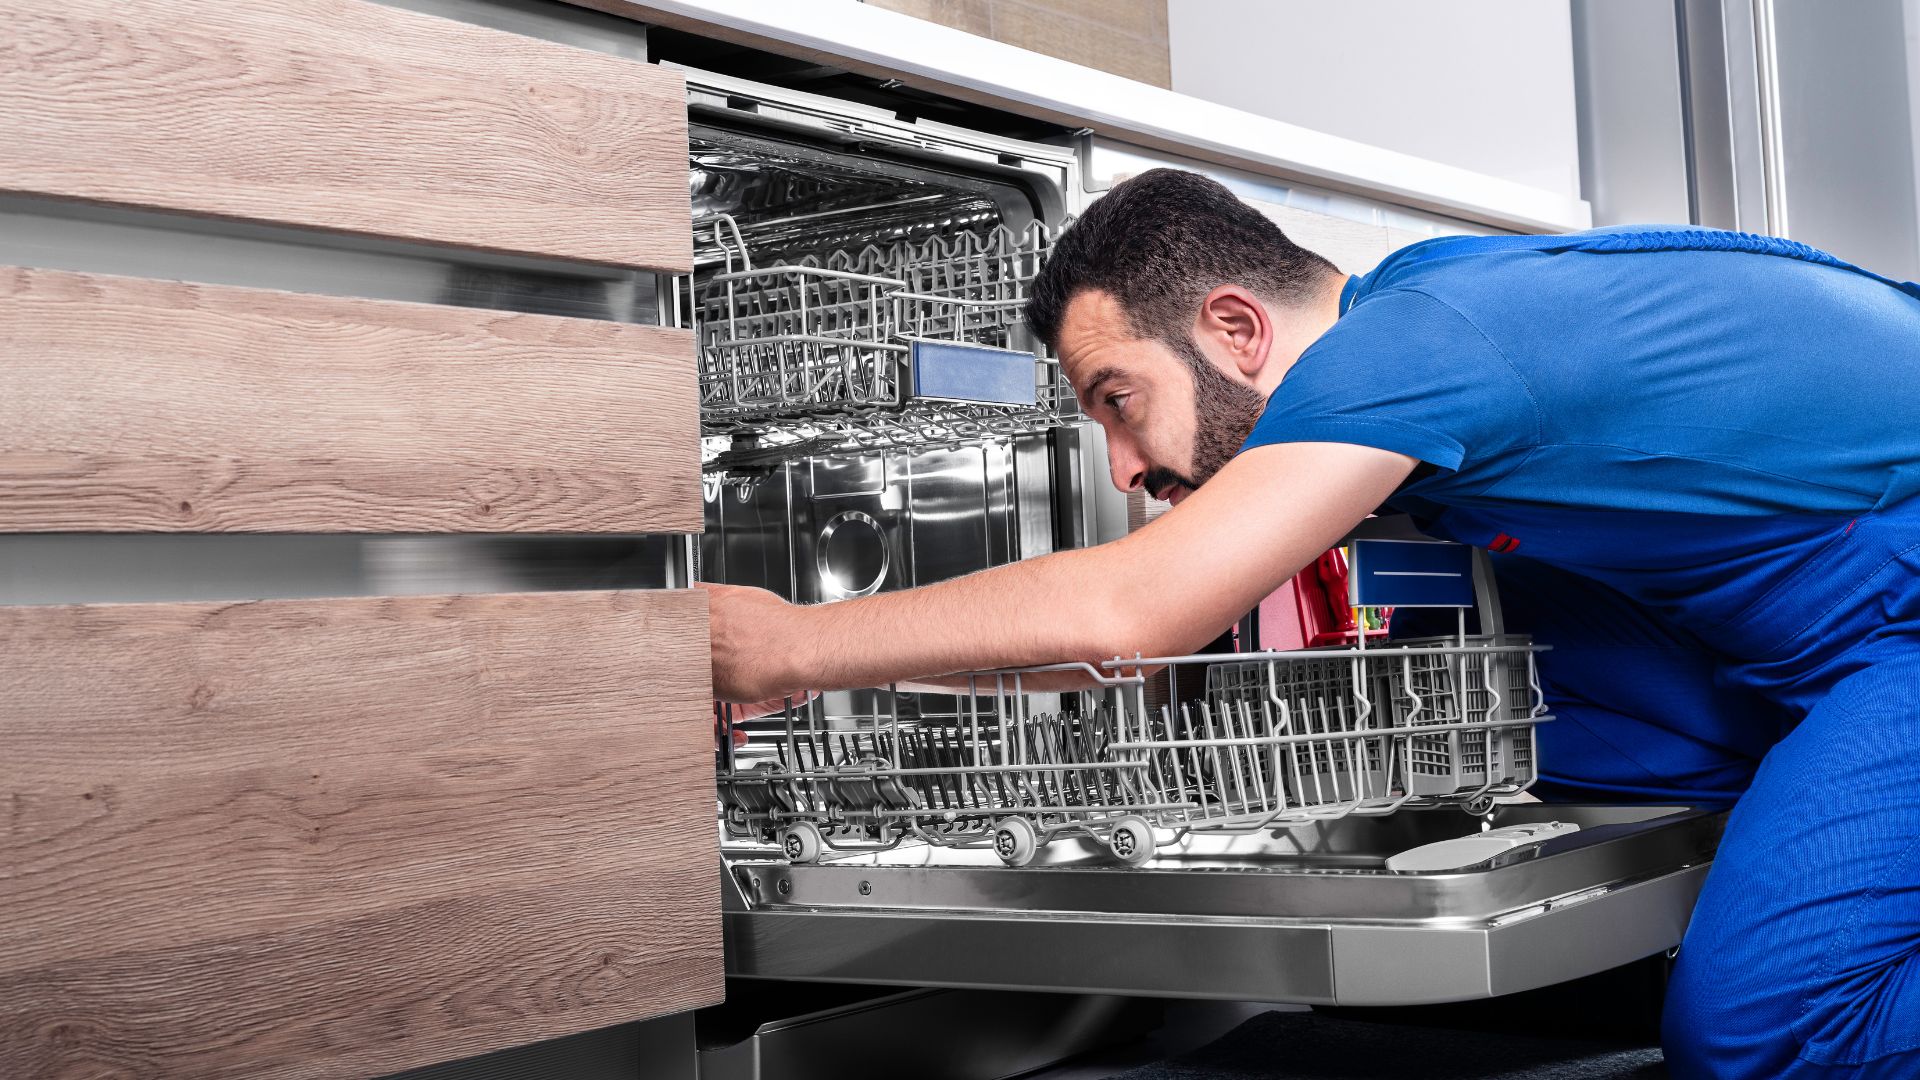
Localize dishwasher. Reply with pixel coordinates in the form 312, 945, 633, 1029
680, 64, 1722, 1038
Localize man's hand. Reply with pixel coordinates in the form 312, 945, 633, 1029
699, 582, 810, 703
713, 690, 820, 749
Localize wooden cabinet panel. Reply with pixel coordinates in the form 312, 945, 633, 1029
0, 589, 720, 1079
0, 266, 700, 533
0, 0, 691, 271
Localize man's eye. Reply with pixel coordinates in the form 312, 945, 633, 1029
1105, 393, 1130, 415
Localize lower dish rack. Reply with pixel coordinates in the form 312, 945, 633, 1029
716, 641, 1721, 1007
715, 552, 1722, 1007
717, 633, 1550, 868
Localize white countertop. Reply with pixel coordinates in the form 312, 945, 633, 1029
585, 0, 1592, 234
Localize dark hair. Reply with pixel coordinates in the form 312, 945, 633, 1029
1026, 169, 1338, 352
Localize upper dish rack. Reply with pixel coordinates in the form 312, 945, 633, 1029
695, 215, 1078, 464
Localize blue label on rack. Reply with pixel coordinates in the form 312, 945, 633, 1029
1349, 539, 1476, 608
909, 340, 1038, 406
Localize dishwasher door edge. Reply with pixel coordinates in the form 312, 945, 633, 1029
1327, 862, 1708, 1005
720, 806, 1721, 1007
722, 891, 1339, 1004
721, 865, 1705, 1007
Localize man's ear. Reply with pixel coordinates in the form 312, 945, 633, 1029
1194, 285, 1273, 380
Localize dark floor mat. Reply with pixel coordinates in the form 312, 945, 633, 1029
1101, 1011, 1665, 1080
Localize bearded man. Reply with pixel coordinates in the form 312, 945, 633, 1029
704, 168, 1920, 1080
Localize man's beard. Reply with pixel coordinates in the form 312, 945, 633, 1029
1143, 336, 1269, 497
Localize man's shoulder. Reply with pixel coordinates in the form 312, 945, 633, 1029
1345, 238, 1546, 325
1357, 225, 1722, 288
1345, 226, 1722, 337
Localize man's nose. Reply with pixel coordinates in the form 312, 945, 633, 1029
1107, 434, 1147, 494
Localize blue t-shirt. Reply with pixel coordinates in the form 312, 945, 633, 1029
1241, 226, 1920, 647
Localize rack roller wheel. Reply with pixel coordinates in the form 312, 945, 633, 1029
780, 822, 824, 864
1107, 815, 1155, 866
723, 803, 751, 835
992, 817, 1039, 867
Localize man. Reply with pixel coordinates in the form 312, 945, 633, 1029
705, 168, 1920, 1079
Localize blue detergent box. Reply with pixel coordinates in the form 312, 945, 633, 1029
908, 340, 1039, 407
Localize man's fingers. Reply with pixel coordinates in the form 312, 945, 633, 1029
713, 705, 749, 749
733, 690, 820, 721
714, 692, 820, 751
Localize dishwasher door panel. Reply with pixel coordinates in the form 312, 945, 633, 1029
726, 905, 1339, 1003
722, 804, 1721, 1006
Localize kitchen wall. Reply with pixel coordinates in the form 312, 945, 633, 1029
1572, 0, 1920, 279
860, 0, 1172, 87
1568, 0, 1692, 226
1166, 0, 1581, 201
1771, 0, 1920, 281
1911, 0, 1920, 264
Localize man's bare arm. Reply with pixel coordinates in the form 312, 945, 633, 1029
704, 442, 1416, 701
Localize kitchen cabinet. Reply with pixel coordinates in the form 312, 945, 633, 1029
0, 1, 717, 1076
0, 592, 715, 1078
0, 0, 690, 269
0, 267, 697, 533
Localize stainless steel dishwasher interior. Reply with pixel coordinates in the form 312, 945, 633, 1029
687, 73, 1720, 1008
689, 97, 1085, 725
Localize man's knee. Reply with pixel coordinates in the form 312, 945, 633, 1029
1660, 862, 1821, 1080
1792, 948, 1920, 1072
1663, 903, 1920, 1078
1660, 943, 1790, 1079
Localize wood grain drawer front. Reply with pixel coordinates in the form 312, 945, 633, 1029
0, 0, 691, 272
0, 589, 720, 1080
0, 266, 700, 533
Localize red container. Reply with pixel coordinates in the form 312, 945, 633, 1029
1258, 547, 1391, 651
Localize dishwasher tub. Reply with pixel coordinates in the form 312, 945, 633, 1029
722, 804, 1722, 1006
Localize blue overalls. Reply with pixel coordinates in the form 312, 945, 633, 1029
1239, 226, 1920, 1078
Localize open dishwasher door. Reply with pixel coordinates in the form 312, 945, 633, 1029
721, 802, 1721, 1006
715, 633, 1722, 1007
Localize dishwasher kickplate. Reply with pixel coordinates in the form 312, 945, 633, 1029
722, 804, 1722, 1006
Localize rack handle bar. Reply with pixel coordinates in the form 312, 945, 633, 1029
891, 292, 1029, 309
707, 333, 912, 353
1102, 644, 1549, 668
960, 660, 1147, 687
707, 266, 908, 287
1108, 712, 1553, 752
741, 760, 1155, 780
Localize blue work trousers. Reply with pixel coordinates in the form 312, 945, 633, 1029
1489, 502, 1920, 1078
